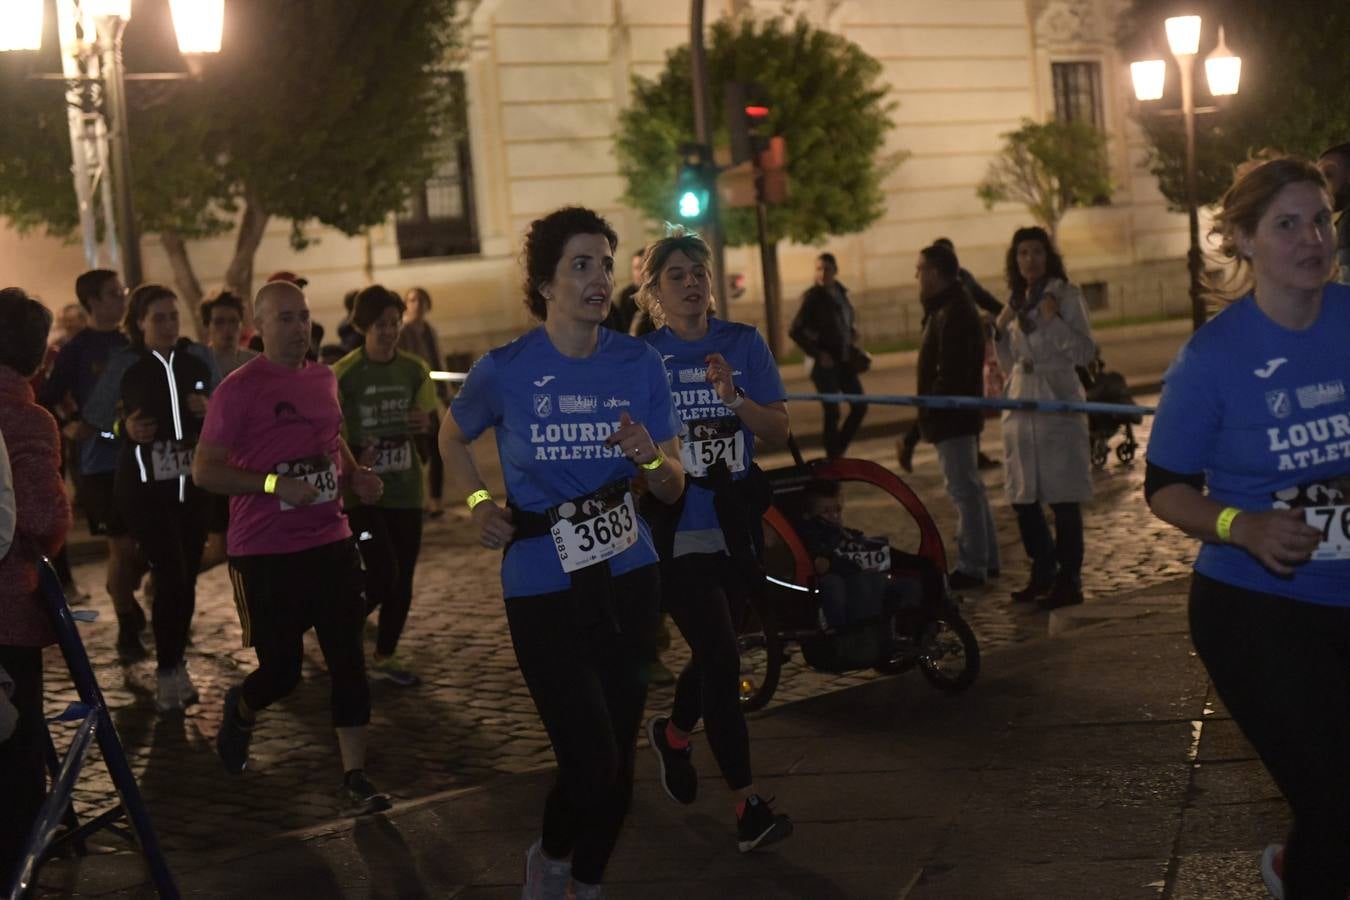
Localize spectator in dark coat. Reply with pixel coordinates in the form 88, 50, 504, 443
899, 237, 1003, 473
0, 287, 73, 875
789, 252, 868, 458
915, 244, 999, 589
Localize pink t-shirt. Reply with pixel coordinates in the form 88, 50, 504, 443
200, 355, 351, 557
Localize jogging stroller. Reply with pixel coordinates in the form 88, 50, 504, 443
732, 441, 980, 712
1077, 352, 1141, 468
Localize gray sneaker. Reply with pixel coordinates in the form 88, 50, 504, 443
522, 839, 569, 900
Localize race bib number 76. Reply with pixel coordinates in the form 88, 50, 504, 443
1306, 505, 1350, 561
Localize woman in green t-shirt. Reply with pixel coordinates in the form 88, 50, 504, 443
333, 286, 440, 687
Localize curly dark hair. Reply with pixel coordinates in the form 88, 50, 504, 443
1003, 226, 1068, 301
521, 206, 618, 321
0, 287, 55, 377
123, 283, 178, 347
352, 285, 406, 330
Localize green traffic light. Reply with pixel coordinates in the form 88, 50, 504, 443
678, 190, 703, 218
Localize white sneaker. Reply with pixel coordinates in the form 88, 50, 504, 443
175, 662, 199, 707
521, 839, 569, 900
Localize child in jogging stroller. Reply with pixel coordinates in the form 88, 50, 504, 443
1078, 353, 1142, 467
733, 453, 980, 711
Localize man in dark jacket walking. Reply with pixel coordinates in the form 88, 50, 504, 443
915, 243, 998, 589
789, 253, 868, 458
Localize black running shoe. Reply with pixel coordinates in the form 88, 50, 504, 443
216, 685, 253, 774
737, 794, 793, 853
339, 770, 392, 817
646, 716, 697, 805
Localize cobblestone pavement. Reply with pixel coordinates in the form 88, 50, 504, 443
46, 393, 1195, 864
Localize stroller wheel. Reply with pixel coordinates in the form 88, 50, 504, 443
735, 592, 782, 712
1115, 441, 1137, 463
916, 614, 980, 693
1090, 437, 1108, 469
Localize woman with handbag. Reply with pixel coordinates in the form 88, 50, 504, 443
993, 226, 1097, 609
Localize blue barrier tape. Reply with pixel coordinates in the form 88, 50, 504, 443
785, 391, 1155, 418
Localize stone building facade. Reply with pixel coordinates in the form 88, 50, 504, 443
4, 0, 1197, 360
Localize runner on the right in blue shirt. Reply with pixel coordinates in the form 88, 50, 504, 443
637, 229, 795, 853
1146, 155, 1350, 898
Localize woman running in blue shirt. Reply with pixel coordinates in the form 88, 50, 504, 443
637, 230, 794, 852
439, 207, 684, 900
1147, 155, 1350, 898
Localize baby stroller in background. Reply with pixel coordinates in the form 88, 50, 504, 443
733, 440, 980, 712
1077, 352, 1142, 468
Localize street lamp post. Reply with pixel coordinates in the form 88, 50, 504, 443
1132, 16, 1241, 332
1, 0, 224, 286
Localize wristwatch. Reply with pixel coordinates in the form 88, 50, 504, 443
725, 386, 746, 410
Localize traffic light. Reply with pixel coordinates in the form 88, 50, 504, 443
725, 81, 771, 165
673, 149, 712, 224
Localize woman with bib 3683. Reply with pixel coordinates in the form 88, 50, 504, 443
636, 229, 795, 853
1147, 155, 1350, 899
440, 207, 684, 900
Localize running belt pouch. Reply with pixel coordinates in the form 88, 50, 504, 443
508, 495, 621, 638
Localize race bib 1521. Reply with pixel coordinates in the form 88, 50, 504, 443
549, 481, 639, 573
680, 415, 746, 478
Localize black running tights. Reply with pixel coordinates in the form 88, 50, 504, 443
665, 552, 753, 791
1189, 573, 1350, 898
504, 565, 660, 885
349, 506, 423, 657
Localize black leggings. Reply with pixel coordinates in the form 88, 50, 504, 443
118, 481, 209, 670
665, 553, 753, 790
1012, 501, 1083, 584
227, 538, 370, 728
349, 506, 424, 657
504, 565, 660, 885
0, 645, 44, 879
1190, 573, 1350, 898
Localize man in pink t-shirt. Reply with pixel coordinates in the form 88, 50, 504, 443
193, 280, 391, 817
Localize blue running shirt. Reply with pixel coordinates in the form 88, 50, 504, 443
1148, 284, 1350, 606
645, 318, 786, 556
451, 327, 680, 598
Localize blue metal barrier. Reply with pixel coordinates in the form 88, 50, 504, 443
4, 561, 178, 900
784, 391, 1155, 418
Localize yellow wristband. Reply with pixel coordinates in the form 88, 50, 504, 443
263, 473, 279, 495
638, 451, 665, 472
466, 489, 492, 511
1216, 506, 1241, 542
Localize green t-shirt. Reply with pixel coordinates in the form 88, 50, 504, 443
333, 347, 439, 509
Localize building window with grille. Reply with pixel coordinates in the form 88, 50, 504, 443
1051, 61, 1110, 206
1052, 61, 1104, 129
397, 74, 479, 260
